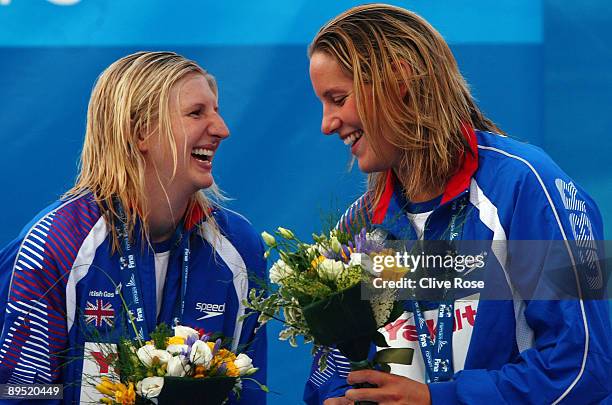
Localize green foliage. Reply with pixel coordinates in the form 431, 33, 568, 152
150, 323, 173, 350
115, 337, 146, 383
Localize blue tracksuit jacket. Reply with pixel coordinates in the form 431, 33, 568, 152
304, 129, 611, 404
0, 194, 267, 404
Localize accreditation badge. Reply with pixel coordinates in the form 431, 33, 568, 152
377, 294, 479, 382
79, 342, 119, 403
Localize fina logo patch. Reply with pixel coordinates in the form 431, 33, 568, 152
195, 302, 226, 320
126, 274, 136, 288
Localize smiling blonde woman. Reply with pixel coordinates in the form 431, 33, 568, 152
0, 51, 267, 404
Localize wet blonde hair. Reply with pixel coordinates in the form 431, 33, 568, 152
65, 51, 221, 249
309, 4, 503, 204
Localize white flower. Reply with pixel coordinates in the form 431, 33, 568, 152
166, 344, 188, 355
137, 345, 172, 367
136, 344, 156, 367
136, 376, 164, 399
317, 258, 346, 281
153, 349, 172, 364
234, 353, 256, 376
166, 355, 190, 377
189, 340, 213, 367
349, 253, 377, 275
173, 325, 199, 341
277, 227, 295, 240
261, 231, 276, 247
269, 260, 294, 284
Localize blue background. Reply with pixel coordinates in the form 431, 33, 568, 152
0, 1, 610, 403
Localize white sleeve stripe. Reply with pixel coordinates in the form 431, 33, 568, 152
8, 376, 32, 384
21, 245, 44, 261
199, 223, 249, 353
478, 145, 588, 404
309, 373, 326, 386
18, 352, 51, 370
65, 217, 108, 333
33, 228, 47, 238
18, 252, 42, 270
20, 340, 50, 354
30, 233, 46, 245
16, 260, 34, 270
14, 360, 52, 377
14, 367, 36, 375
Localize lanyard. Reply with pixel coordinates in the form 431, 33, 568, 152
173, 241, 191, 327
112, 198, 191, 340
410, 199, 466, 383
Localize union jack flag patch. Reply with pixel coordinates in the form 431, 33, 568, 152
84, 299, 115, 327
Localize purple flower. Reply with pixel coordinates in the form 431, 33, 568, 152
185, 334, 198, 347
322, 248, 341, 261
353, 228, 381, 255
212, 338, 222, 356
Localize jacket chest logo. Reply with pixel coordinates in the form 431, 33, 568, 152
195, 302, 225, 320
84, 299, 115, 327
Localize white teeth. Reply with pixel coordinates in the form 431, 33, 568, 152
192, 148, 213, 157
343, 131, 363, 146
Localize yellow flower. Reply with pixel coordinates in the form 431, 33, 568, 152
95, 377, 116, 397
224, 361, 240, 377
167, 336, 186, 346
217, 349, 236, 362
311, 255, 325, 270
124, 382, 136, 405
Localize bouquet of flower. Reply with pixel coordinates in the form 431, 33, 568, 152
245, 227, 412, 372
93, 324, 261, 405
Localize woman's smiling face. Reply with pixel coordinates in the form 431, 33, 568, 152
139, 72, 230, 195
309, 51, 401, 173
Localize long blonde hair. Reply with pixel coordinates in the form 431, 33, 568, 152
65, 51, 221, 249
309, 4, 503, 205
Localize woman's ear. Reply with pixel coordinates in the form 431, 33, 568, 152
136, 132, 149, 154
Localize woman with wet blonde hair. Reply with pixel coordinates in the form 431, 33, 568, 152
305, 4, 610, 405
67, 50, 221, 248
0, 51, 267, 404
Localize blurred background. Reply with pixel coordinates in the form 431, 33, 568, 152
1, 0, 610, 403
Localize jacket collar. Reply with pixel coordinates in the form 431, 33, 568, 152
183, 202, 214, 232
372, 124, 478, 225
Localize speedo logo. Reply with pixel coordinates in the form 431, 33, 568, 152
195, 302, 226, 320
